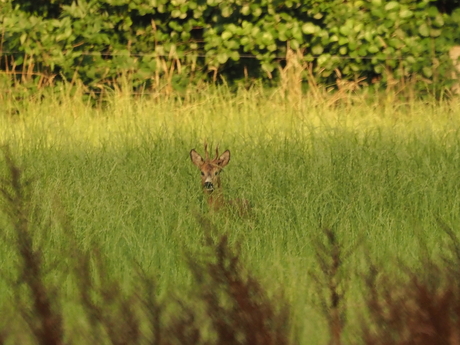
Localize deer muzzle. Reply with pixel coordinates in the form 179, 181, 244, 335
203, 182, 214, 192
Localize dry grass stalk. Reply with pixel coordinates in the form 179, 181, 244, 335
183, 215, 291, 345
449, 46, 460, 95
0, 146, 63, 345
310, 229, 349, 345
279, 46, 304, 107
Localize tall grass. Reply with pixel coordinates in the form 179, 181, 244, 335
1, 84, 460, 343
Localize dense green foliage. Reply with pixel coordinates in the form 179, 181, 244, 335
1, 0, 459, 90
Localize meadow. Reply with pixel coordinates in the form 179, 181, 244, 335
1, 84, 460, 344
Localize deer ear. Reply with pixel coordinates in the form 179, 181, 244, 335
218, 150, 230, 167
190, 149, 204, 167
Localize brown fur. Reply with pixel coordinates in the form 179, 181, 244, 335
190, 144, 250, 215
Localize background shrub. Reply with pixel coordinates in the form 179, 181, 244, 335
1, 0, 460, 91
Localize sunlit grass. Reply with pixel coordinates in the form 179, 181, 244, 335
1, 85, 460, 343
2, 85, 459, 148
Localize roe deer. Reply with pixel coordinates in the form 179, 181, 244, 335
190, 143, 250, 215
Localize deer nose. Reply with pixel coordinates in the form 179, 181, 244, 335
204, 182, 214, 191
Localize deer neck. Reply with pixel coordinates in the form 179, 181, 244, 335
206, 188, 225, 210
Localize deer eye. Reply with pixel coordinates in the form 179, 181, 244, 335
215, 171, 219, 176
201, 172, 204, 176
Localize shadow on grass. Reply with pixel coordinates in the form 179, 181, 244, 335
0, 146, 289, 345
1, 146, 460, 344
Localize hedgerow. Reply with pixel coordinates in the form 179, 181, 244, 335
1, 0, 459, 90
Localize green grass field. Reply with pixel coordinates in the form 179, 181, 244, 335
1, 86, 460, 344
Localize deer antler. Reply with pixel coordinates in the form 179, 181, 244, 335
215, 144, 219, 160
204, 142, 209, 160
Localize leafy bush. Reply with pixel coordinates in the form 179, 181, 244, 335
1, 0, 459, 90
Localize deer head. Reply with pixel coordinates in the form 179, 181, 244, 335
190, 143, 230, 194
